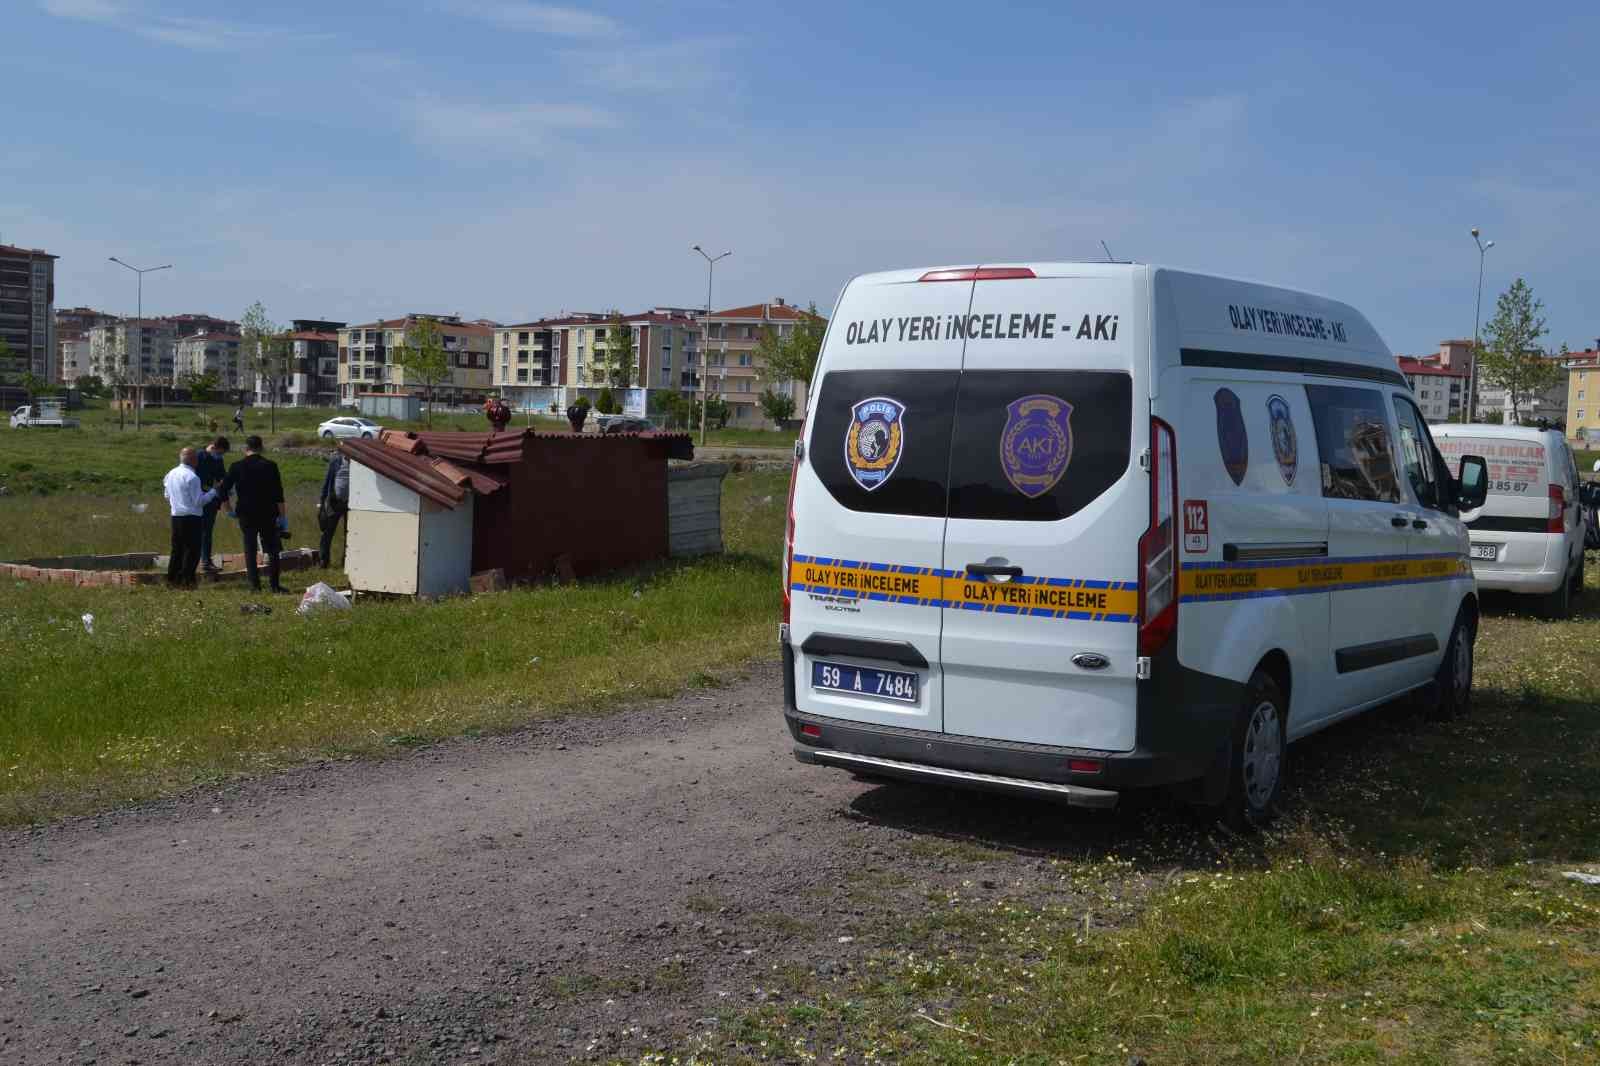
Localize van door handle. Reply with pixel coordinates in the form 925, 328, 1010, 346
1390, 515, 1409, 528
1412, 519, 1428, 530
966, 563, 1023, 580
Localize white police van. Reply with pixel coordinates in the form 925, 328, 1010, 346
780, 263, 1489, 826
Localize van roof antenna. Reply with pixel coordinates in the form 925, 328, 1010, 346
1100, 240, 1116, 262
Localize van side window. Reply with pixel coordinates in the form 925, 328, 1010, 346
1391, 396, 1440, 509
1305, 385, 1401, 503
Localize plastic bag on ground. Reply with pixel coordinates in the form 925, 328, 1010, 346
297, 581, 352, 617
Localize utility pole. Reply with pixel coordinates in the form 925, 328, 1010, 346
692, 245, 730, 448
1467, 229, 1494, 423
109, 257, 171, 431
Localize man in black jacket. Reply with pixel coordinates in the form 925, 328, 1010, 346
194, 435, 229, 574
219, 435, 288, 592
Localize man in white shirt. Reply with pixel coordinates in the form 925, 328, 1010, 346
162, 448, 218, 588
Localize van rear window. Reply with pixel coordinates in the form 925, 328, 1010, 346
809, 370, 958, 517
947, 371, 1132, 521
1434, 436, 1546, 496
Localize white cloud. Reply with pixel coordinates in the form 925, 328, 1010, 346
408, 95, 621, 156
441, 1, 620, 37
561, 36, 737, 93
39, 0, 321, 51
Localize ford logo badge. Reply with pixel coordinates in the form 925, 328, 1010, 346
1071, 653, 1110, 671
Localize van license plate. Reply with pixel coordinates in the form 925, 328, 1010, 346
1470, 543, 1499, 561
811, 660, 919, 704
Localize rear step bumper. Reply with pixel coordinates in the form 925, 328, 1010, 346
794, 748, 1120, 808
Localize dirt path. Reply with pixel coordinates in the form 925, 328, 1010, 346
1, 661, 1171, 1065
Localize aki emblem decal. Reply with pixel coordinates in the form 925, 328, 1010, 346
1000, 394, 1074, 498
1214, 388, 1249, 486
1266, 393, 1298, 485
844, 396, 906, 491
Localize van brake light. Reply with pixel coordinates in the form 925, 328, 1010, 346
918, 267, 1037, 282
1548, 483, 1565, 533
1137, 418, 1178, 658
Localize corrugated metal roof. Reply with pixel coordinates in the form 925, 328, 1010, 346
343, 428, 693, 508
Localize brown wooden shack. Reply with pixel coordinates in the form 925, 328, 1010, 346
338, 428, 692, 585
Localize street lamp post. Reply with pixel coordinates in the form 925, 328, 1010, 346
692, 245, 730, 447
1467, 229, 1494, 423
109, 256, 172, 431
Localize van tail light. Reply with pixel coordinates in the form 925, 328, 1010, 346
1137, 417, 1178, 658
782, 444, 800, 625
1548, 484, 1566, 533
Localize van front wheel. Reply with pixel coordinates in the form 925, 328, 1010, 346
1220, 670, 1287, 830
1429, 611, 1474, 721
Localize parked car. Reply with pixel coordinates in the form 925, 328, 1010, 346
1432, 425, 1585, 617
599, 415, 655, 435
318, 416, 382, 440
781, 261, 1489, 828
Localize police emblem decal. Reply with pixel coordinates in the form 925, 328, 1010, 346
1214, 388, 1249, 486
1000, 394, 1074, 498
1266, 393, 1297, 485
844, 396, 906, 491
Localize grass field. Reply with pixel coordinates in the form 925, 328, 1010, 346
679, 577, 1600, 1065
0, 440, 788, 823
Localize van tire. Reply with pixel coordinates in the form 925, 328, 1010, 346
1219, 670, 1287, 831
1429, 610, 1475, 721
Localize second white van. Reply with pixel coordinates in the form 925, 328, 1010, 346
1431, 424, 1585, 617
780, 263, 1488, 827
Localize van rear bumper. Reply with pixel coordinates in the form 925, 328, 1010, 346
782, 641, 1240, 801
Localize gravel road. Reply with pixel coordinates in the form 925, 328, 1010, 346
1, 660, 1168, 1065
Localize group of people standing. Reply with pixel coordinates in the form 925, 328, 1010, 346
161, 436, 351, 592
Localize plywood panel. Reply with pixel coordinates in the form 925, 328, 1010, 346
349, 460, 421, 515
346, 509, 420, 594
417, 503, 473, 597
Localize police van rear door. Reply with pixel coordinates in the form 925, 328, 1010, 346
788, 268, 974, 731
939, 267, 1144, 750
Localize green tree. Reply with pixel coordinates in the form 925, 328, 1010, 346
1477, 278, 1559, 425
185, 369, 220, 403
18, 371, 50, 397
755, 303, 826, 390
241, 302, 292, 432
600, 312, 637, 389
705, 395, 730, 430
758, 387, 796, 425
392, 317, 451, 427
75, 374, 106, 399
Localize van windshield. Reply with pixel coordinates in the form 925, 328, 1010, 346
1435, 436, 1546, 497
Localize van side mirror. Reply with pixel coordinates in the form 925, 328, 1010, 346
1456, 455, 1488, 511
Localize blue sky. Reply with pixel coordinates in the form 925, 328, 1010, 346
4, 0, 1597, 353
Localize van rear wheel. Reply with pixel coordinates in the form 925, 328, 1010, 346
1220, 670, 1287, 831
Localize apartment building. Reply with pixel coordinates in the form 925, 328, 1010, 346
1563, 343, 1600, 445
176, 332, 244, 391
54, 306, 116, 385
493, 316, 578, 412
697, 299, 820, 426
337, 314, 494, 406
1477, 351, 1569, 426
88, 318, 177, 392
0, 243, 57, 381
1397, 356, 1468, 422
284, 319, 344, 407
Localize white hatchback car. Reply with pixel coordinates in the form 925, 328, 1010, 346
1433, 424, 1585, 617
318, 416, 382, 440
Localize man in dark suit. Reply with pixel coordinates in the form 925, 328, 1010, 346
194, 435, 229, 574
219, 435, 288, 593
